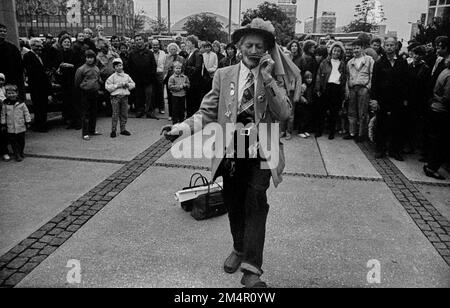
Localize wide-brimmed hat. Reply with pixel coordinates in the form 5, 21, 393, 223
232, 18, 276, 49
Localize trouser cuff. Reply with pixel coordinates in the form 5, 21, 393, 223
240, 262, 263, 276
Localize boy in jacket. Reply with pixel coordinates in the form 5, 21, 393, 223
105, 58, 136, 138
0, 84, 31, 162
74, 50, 102, 140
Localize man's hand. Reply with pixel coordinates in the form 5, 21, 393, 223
260, 54, 275, 83
160, 125, 183, 142
370, 100, 379, 112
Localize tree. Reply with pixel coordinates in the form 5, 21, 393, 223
183, 13, 228, 42
414, 14, 450, 44
344, 0, 386, 33
241, 1, 295, 45
148, 17, 169, 34
132, 9, 148, 35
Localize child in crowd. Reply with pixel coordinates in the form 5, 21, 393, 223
74, 50, 102, 141
105, 58, 135, 138
298, 71, 313, 138
168, 61, 190, 124
0, 73, 10, 161
0, 84, 31, 162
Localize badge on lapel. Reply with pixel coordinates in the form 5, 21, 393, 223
257, 94, 265, 102
230, 82, 235, 97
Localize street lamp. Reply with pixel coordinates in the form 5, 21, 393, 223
313, 0, 319, 33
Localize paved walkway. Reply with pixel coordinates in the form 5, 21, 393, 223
0, 117, 449, 288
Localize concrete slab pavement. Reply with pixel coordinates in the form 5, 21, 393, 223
17, 166, 450, 288
316, 138, 381, 179
0, 158, 121, 256
26, 118, 168, 162
389, 154, 450, 184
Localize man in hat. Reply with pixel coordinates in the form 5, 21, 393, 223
161, 18, 293, 288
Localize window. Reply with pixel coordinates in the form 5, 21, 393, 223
429, 0, 437, 6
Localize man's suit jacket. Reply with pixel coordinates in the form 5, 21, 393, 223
184, 49, 203, 88
23, 51, 52, 96
182, 63, 292, 187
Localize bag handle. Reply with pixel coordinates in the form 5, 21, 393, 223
189, 172, 208, 187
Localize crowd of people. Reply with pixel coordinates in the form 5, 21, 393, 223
0, 22, 449, 180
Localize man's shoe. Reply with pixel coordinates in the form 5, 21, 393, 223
328, 134, 335, 140
423, 165, 446, 180
240, 272, 267, 288
15, 155, 23, 162
120, 130, 131, 136
110, 131, 117, 138
146, 113, 159, 120
223, 251, 243, 274
83, 135, 90, 141
389, 152, 404, 162
91, 131, 102, 136
343, 134, 354, 140
285, 133, 292, 140
315, 133, 322, 138
2, 154, 11, 162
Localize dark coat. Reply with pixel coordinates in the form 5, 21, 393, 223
55, 47, 76, 89
315, 57, 349, 97
0, 40, 25, 97
407, 60, 431, 112
184, 49, 204, 88
23, 51, 52, 96
299, 53, 318, 81
72, 41, 89, 69
371, 56, 409, 112
128, 47, 157, 85
219, 55, 238, 68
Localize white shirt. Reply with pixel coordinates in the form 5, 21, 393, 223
328, 59, 341, 84
238, 61, 260, 104
154, 50, 167, 73
354, 56, 364, 70
202, 51, 218, 76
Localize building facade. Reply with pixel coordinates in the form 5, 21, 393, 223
304, 11, 336, 34
277, 0, 297, 33
15, 0, 135, 38
426, 0, 450, 25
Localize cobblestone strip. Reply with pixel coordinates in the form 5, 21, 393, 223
25, 154, 129, 165
0, 137, 172, 288
358, 142, 450, 266
153, 162, 383, 182
410, 180, 450, 188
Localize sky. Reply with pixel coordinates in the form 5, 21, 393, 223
135, 0, 428, 41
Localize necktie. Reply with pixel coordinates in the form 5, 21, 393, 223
238, 71, 255, 115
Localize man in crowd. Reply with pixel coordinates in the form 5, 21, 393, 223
371, 37, 409, 161
162, 18, 295, 288
23, 38, 53, 132
151, 39, 167, 114
0, 24, 25, 100
430, 36, 449, 91
128, 35, 157, 119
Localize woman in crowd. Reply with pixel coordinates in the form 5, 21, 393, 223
164, 43, 185, 121
201, 41, 218, 97
315, 41, 348, 140
219, 43, 238, 68
212, 40, 224, 64
287, 40, 302, 68
184, 35, 204, 117
55, 34, 78, 129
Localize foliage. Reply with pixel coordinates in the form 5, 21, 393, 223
148, 17, 169, 34
241, 1, 295, 44
344, 0, 386, 33
183, 13, 229, 43
132, 9, 147, 35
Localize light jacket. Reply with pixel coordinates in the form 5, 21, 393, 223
347, 55, 374, 89
175, 63, 292, 187
1, 100, 31, 134
105, 72, 136, 96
